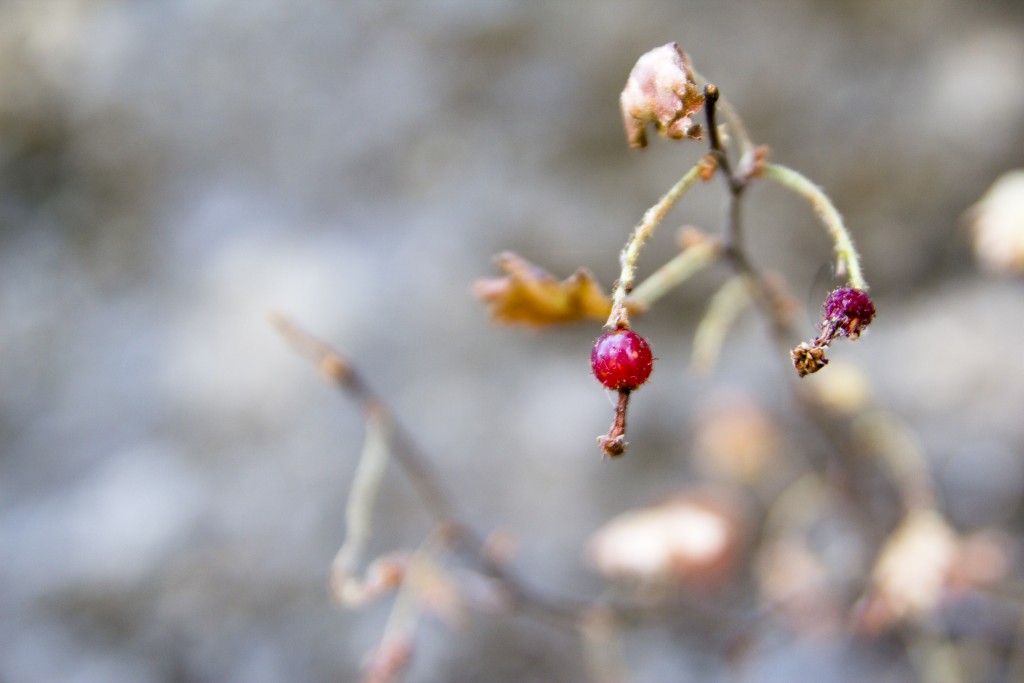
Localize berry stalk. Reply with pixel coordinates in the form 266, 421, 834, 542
606, 162, 705, 329
591, 329, 654, 457
761, 162, 867, 291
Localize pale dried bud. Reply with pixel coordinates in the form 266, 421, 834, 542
968, 170, 1024, 274
620, 42, 705, 148
587, 493, 741, 585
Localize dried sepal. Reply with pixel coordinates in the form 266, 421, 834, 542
738, 145, 771, 181
620, 42, 705, 149
474, 252, 611, 326
697, 152, 719, 181
791, 341, 829, 377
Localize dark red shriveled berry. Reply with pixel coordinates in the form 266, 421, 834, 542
591, 329, 654, 391
823, 287, 875, 339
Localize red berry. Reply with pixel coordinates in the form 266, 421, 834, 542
823, 287, 875, 339
591, 329, 654, 390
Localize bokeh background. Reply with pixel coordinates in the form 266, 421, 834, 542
2, 1, 1024, 681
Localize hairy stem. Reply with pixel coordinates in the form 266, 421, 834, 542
691, 67, 754, 156
762, 162, 867, 291
702, 86, 895, 546
597, 389, 631, 458
606, 162, 705, 329
691, 275, 751, 373
627, 237, 722, 311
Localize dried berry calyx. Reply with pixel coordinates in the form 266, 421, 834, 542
591, 329, 654, 391
823, 287, 875, 339
791, 341, 829, 378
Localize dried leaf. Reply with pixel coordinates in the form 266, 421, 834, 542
474, 252, 611, 326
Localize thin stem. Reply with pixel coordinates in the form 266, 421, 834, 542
704, 86, 792, 342
378, 530, 444, 642
626, 237, 721, 311
691, 275, 751, 374
691, 67, 754, 156
270, 312, 458, 524
271, 313, 600, 628
762, 162, 867, 291
331, 403, 393, 604
702, 87, 895, 546
598, 389, 631, 458
606, 162, 705, 329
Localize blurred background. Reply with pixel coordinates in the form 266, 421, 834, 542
2, 1, 1023, 681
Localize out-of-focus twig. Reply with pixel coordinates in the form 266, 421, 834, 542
330, 403, 394, 604
361, 528, 454, 683
270, 312, 458, 525
271, 312, 608, 628
691, 275, 750, 374
627, 234, 722, 312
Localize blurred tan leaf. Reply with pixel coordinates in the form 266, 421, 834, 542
474, 252, 611, 326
